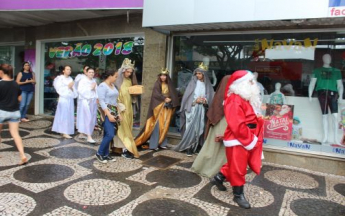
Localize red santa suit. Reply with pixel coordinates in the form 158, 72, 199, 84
220, 71, 264, 187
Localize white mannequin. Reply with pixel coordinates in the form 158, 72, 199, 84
267, 83, 286, 104
253, 72, 265, 102
202, 57, 217, 87
308, 54, 344, 144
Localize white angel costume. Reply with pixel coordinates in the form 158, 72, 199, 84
52, 75, 78, 135
77, 77, 98, 136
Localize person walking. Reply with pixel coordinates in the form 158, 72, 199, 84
96, 69, 122, 163
77, 67, 98, 143
0, 64, 28, 165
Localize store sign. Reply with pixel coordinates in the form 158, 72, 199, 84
49, 41, 134, 59
287, 142, 311, 150
263, 104, 294, 140
331, 144, 345, 154
256, 38, 318, 51
329, 0, 345, 17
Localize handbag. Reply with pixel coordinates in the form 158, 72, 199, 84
128, 85, 144, 95
96, 104, 120, 133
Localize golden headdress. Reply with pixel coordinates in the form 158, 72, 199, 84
159, 68, 169, 75
197, 62, 208, 71
121, 58, 135, 69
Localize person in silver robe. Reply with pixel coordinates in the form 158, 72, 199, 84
174, 63, 214, 156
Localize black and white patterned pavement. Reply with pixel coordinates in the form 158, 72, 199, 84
0, 116, 344, 216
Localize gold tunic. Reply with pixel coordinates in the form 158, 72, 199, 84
135, 83, 175, 146
114, 78, 139, 158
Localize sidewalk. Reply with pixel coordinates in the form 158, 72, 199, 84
0, 116, 344, 216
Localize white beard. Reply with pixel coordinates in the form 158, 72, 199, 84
228, 80, 262, 114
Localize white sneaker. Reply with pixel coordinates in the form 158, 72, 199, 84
87, 139, 96, 144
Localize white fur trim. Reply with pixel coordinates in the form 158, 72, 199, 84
223, 135, 258, 150
232, 72, 253, 85
244, 135, 258, 150
223, 139, 241, 147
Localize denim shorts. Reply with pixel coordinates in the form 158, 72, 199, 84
0, 110, 21, 124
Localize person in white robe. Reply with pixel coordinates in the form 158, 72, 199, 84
77, 67, 98, 143
52, 65, 78, 138
74, 65, 89, 138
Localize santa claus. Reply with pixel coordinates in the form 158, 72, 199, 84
210, 70, 264, 209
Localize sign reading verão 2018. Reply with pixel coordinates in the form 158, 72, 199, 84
49, 41, 134, 59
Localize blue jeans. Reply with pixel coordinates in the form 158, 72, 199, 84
97, 116, 116, 157
20, 91, 34, 119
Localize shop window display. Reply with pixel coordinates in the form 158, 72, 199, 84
172, 32, 345, 156
43, 37, 144, 127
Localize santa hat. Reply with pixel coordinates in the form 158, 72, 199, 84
224, 70, 254, 100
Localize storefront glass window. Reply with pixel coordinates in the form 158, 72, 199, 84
0, 46, 13, 65
172, 32, 345, 157
43, 36, 144, 128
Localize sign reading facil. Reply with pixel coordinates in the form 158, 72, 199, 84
49, 41, 134, 59
329, 0, 345, 17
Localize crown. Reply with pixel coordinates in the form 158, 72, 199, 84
198, 62, 208, 71
121, 58, 135, 69
160, 68, 169, 75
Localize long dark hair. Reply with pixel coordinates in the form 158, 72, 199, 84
21, 61, 32, 73
62, 65, 72, 75
102, 68, 118, 80
0, 64, 14, 78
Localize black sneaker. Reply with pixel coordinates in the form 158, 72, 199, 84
96, 153, 107, 163
121, 150, 134, 159
186, 148, 193, 157
104, 155, 116, 162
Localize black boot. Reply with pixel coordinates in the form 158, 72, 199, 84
210, 172, 227, 191
233, 185, 251, 209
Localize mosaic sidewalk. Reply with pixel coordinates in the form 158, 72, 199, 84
0, 117, 344, 216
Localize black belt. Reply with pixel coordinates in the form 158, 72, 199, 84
247, 124, 257, 129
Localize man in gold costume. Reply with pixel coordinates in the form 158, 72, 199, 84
114, 58, 139, 159
135, 68, 180, 150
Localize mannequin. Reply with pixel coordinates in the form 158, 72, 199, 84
309, 54, 344, 144
253, 72, 265, 102
177, 66, 193, 94
267, 83, 286, 105
202, 57, 217, 87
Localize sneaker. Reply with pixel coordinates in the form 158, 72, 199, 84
159, 146, 167, 149
121, 150, 133, 159
96, 153, 107, 163
104, 155, 116, 162
87, 139, 96, 144
186, 148, 193, 157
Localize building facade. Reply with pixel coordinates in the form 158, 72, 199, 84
0, 0, 167, 127
143, 0, 345, 175
1, 0, 345, 174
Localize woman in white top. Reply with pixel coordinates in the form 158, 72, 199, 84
77, 67, 98, 143
52, 65, 78, 138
